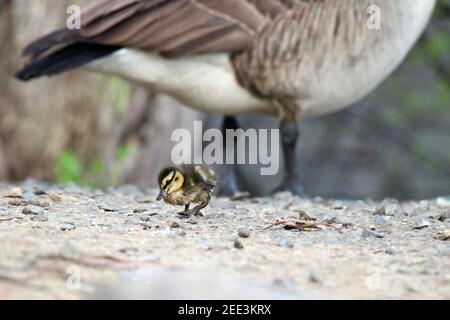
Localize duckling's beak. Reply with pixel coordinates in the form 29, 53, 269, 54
156, 190, 166, 201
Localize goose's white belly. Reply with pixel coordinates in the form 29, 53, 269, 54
88, 50, 276, 116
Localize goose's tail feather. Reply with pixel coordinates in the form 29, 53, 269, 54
16, 43, 120, 81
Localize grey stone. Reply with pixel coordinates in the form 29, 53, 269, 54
384, 247, 396, 255
237, 227, 250, 238
413, 216, 430, 229
234, 240, 244, 249
362, 228, 384, 239
21, 191, 38, 201
177, 229, 187, 237
375, 203, 402, 216
277, 237, 294, 248
199, 240, 215, 251
31, 215, 48, 222
98, 203, 119, 212
374, 215, 386, 226
325, 217, 339, 224
22, 205, 44, 215
60, 222, 76, 231
308, 271, 322, 284
436, 210, 450, 222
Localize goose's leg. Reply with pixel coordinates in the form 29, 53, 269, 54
215, 116, 244, 197
275, 120, 305, 196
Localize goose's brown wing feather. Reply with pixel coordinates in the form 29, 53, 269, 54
23, 0, 310, 59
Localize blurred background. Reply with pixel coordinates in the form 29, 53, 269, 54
0, 0, 449, 200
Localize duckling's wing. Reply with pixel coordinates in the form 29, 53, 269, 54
181, 165, 217, 192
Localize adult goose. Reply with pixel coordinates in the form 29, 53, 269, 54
17, 0, 436, 195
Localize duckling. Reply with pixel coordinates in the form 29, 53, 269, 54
157, 165, 217, 217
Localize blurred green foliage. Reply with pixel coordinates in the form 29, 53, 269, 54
109, 76, 132, 112
56, 151, 82, 185
56, 76, 133, 187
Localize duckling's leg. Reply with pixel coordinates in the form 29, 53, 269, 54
176, 204, 191, 217
275, 120, 305, 196
191, 201, 208, 216
215, 116, 244, 197
177, 202, 207, 217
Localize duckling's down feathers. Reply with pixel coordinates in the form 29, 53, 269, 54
181, 164, 217, 195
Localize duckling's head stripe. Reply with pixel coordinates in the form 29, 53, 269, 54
158, 167, 178, 189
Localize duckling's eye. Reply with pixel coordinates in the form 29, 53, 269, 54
175, 177, 179, 181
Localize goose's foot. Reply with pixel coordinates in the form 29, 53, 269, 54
215, 165, 244, 197
275, 120, 308, 198
274, 175, 306, 197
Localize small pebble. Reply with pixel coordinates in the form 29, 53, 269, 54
277, 237, 294, 248
177, 229, 187, 237
21, 191, 37, 201
3, 187, 23, 198
374, 215, 386, 226
362, 228, 384, 239
375, 203, 402, 216
436, 210, 450, 222
237, 227, 250, 238
308, 271, 322, 284
60, 223, 76, 231
436, 197, 450, 208
384, 247, 396, 255
434, 230, 450, 241
169, 221, 180, 228
234, 239, 244, 249
199, 240, 215, 251
325, 217, 339, 224
413, 216, 430, 229
31, 215, 48, 222
48, 193, 62, 202
119, 247, 138, 255
98, 204, 119, 212
22, 205, 44, 215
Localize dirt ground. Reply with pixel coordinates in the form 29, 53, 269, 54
0, 181, 449, 300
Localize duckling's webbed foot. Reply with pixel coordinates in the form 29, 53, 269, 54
274, 120, 307, 197
176, 204, 191, 218
176, 202, 207, 218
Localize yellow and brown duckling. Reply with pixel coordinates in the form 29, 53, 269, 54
157, 165, 217, 217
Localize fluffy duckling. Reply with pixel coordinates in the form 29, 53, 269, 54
157, 165, 217, 217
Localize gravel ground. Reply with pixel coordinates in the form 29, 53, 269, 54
0, 181, 449, 300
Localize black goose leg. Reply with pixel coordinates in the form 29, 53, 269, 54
215, 116, 244, 197
275, 120, 305, 196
